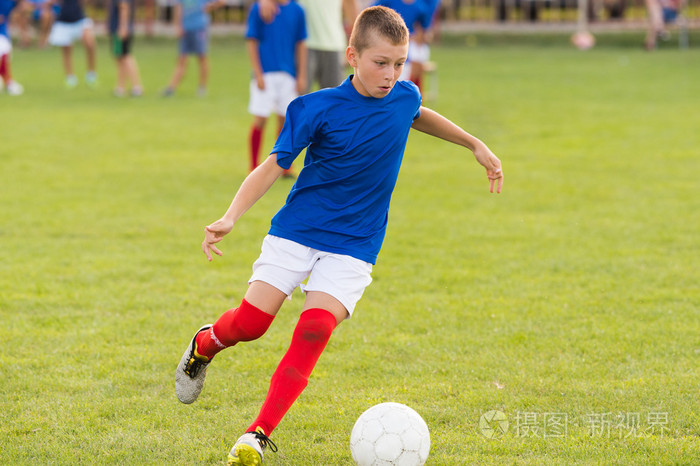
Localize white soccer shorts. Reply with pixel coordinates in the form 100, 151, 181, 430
248, 71, 298, 117
249, 235, 373, 316
48, 18, 93, 47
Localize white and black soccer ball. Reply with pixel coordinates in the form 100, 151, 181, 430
350, 402, 430, 466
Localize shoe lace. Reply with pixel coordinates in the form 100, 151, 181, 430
252, 429, 278, 453
183, 345, 209, 378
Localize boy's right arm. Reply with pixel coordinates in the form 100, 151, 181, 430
118, 0, 130, 39
173, 3, 182, 37
202, 155, 285, 261
246, 38, 265, 90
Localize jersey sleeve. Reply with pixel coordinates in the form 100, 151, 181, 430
296, 5, 307, 42
245, 3, 262, 40
418, 4, 432, 29
272, 97, 314, 170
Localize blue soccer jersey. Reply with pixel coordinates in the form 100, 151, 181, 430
246, 1, 307, 77
269, 76, 422, 264
180, 0, 212, 32
373, 0, 431, 34
0, 0, 19, 38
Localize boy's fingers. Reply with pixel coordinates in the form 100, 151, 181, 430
487, 168, 503, 193
202, 241, 212, 261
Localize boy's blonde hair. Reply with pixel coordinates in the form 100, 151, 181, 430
349, 6, 409, 54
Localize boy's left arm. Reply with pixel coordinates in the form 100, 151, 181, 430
204, 0, 224, 13
118, 0, 130, 39
295, 40, 307, 95
412, 106, 504, 193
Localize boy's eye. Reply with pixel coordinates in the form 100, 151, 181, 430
376, 61, 385, 66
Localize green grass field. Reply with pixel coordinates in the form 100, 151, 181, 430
1, 33, 699, 464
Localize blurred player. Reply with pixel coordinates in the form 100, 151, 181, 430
47, 0, 97, 88
108, 0, 143, 96
17, 0, 59, 48
161, 0, 225, 97
0, 0, 24, 95
373, 0, 432, 91
258, 0, 360, 92
245, 0, 307, 174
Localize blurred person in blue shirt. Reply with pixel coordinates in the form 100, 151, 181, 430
162, 0, 225, 97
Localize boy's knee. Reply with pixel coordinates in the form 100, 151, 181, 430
297, 308, 337, 342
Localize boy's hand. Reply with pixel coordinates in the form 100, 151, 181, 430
473, 144, 504, 193
202, 218, 234, 261
258, 0, 279, 23
296, 76, 307, 95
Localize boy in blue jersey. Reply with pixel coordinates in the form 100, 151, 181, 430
245, 0, 307, 174
161, 0, 224, 97
0, 0, 24, 95
175, 6, 503, 464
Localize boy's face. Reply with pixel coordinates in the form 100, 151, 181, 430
346, 33, 408, 99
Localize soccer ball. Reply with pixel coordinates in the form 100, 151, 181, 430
571, 31, 595, 50
350, 402, 430, 466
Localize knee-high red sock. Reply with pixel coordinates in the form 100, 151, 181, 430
0, 54, 8, 80
195, 299, 274, 360
248, 308, 337, 435
411, 75, 422, 93
249, 126, 263, 171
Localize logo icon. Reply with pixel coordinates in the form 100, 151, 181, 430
479, 410, 509, 439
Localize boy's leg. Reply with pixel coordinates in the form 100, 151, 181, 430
0, 54, 8, 81
126, 56, 143, 94
176, 281, 285, 404
82, 26, 97, 75
165, 55, 187, 92
249, 116, 267, 171
195, 281, 286, 359
61, 45, 73, 78
115, 56, 128, 94
246, 291, 346, 436
197, 54, 208, 91
39, 9, 54, 48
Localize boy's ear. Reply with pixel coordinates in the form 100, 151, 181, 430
346, 46, 358, 68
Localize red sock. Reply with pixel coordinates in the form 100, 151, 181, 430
0, 54, 7, 80
249, 126, 263, 171
195, 299, 274, 359
411, 76, 422, 93
248, 308, 336, 435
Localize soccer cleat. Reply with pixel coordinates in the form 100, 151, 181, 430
85, 72, 98, 89
65, 75, 78, 89
7, 80, 24, 96
227, 427, 278, 466
175, 324, 213, 404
